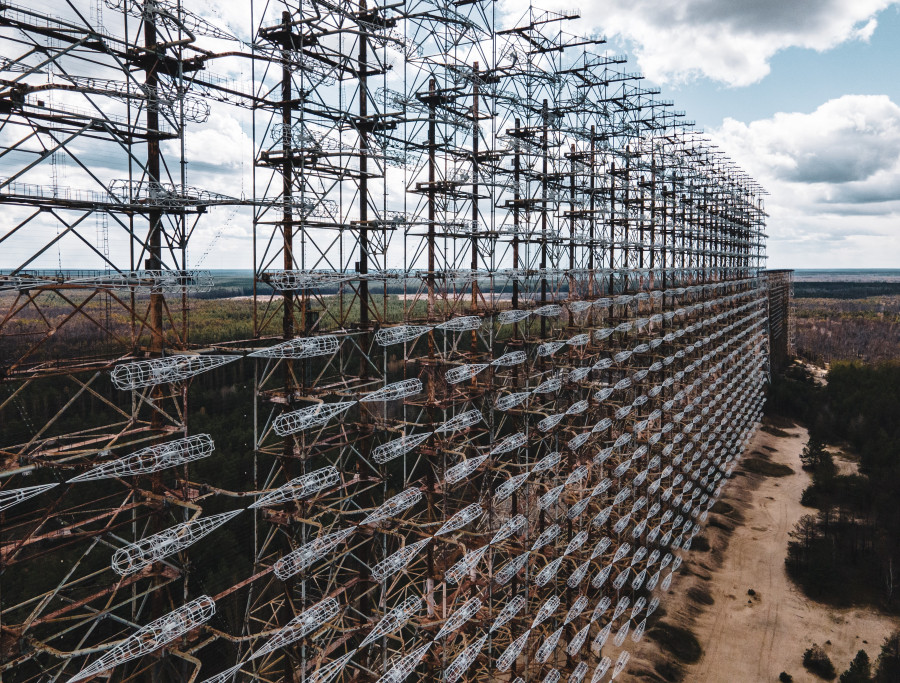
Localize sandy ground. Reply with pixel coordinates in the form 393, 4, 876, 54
628, 422, 899, 682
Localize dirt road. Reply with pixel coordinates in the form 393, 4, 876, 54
629, 422, 899, 682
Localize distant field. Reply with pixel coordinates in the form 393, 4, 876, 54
793, 268, 900, 282
794, 281, 900, 299
793, 292, 900, 365
167, 269, 900, 299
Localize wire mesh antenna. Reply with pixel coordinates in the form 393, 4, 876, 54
0, 483, 58, 512
372, 538, 431, 581
445, 634, 489, 683
360, 378, 423, 402
568, 300, 592, 314
592, 657, 612, 681
495, 391, 531, 411
445, 545, 489, 584
375, 325, 433, 345
612, 651, 631, 679
435, 409, 483, 433
263, 269, 348, 290
57, 270, 214, 292
434, 315, 483, 331
533, 304, 562, 317
497, 631, 530, 671
273, 528, 355, 580
538, 413, 565, 432
491, 350, 527, 366
378, 642, 433, 683
445, 363, 490, 384
532, 450, 561, 474
249, 334, 340, 358
250, 598, 341, 659
490, 432, 527, 455
570, 662, 589, 683
444, 455, 489, 484
435, 597, 482, 639
535, 626, 564, 663
494, 551, 530, 585
537, 340, 566, 356
567, 332, 591, 346
359, 596, 423, 648
361, 488, 423, 526
567, 432, 590, 450
497, 309, 531, 324
110, 355, 238, 390
273, 401, 357, 435
371, 432, 433, 464
533, 376, 563, 393
435, 503, 483, 536
307, 651, 356, 683
67, 596, 216, 682
568, 366, 592, 382
490, 514, 527, 545
490, 594, 526, 632
249, 466, 341, 508
67, 434, 215, 482
112, 510, 243, 575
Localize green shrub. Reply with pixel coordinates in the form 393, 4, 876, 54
840, 649, 872, 682
875, 630, 900, 682
804, 644, 837, 680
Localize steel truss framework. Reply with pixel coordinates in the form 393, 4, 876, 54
763, 270, 793, 375
1, 1, 774, 682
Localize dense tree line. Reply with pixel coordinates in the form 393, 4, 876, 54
780, 361, 900, 611
793, 282, 900, 299
793, 294, 900, 365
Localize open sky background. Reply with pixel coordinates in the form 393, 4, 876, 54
5, 1, 900, 271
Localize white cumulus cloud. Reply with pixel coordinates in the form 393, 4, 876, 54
499, 0, 898, 86
710, 95, 900, 266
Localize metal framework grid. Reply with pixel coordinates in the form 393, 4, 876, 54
763, 270, 793, 375
1, 1, 770, 682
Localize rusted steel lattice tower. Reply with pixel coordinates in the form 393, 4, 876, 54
764, 269, 793, 375
2, 1, 769, 682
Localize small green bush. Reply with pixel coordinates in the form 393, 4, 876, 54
840, 649, 872, 682
804, 644, 837, 680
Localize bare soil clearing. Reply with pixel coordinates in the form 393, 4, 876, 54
627, 422, 899, 682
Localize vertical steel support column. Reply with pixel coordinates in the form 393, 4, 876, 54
427, 78, 436, 320
358, 0, 370, 331
471, 63, 480, 313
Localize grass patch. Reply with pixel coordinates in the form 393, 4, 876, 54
646, 622, 703, 664
741, 457, 794, 477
